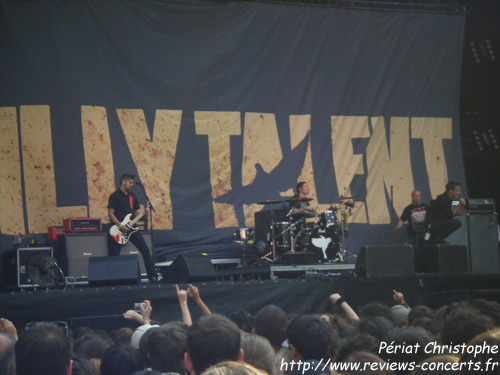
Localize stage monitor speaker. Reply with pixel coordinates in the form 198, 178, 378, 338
468, 213, 500, 273
88, 255, 139, 287
169, 254, 216, 283
355, 245, 414, 277
65, 233, 108, 279
120, 231, 152, 276
17, 247, 53, 288
416, 244, 469, 273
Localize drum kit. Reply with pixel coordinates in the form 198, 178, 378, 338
256, 196, 355, 263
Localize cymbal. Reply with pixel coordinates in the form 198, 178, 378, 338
256, 200, 283, 205
286, 197, 313, 202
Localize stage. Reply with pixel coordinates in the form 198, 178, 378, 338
2, 268, 500, 334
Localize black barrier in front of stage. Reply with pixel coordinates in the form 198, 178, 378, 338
355, 245, 414, 277
5, 274, 500, 332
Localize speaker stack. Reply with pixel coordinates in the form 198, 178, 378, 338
444, 199, 499, 273
65, 233, 108, 279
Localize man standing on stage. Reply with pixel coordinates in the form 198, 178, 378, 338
108, 174, 161, 282
395, 189, 428, 249
426, 181, 467, 244
289, 182, 318, 215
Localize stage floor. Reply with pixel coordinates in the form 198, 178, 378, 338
2, 272, 500, 333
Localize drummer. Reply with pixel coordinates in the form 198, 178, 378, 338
289, 182, 318, 216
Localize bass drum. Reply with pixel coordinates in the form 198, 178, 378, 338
295, 226, 340, 262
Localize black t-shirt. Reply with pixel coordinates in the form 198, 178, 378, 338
400, 203, 428, 235
426, 192, 453, 224
107, 189, 140, 222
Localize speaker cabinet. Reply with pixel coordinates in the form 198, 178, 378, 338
444, 216, 468, 247
169, 254, 216, 283
88, 255, 139, 287
416, 244, 469, 273
355, 245, 414, 277
468, 213, 499, 273
65, 233, 108, 279
17, 247, 53, 288
120, 231, 152, 276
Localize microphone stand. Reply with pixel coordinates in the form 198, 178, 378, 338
136, 182, 156, 272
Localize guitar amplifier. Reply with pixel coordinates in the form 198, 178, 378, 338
63, 218, 102, 233
468, 198, 495, 213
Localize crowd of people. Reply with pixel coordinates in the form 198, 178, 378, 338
2, 283, 500, 375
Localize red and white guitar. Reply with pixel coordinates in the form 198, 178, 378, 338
109, 198, 160, 245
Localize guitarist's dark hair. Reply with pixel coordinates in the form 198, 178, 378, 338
120, 174, 135, 184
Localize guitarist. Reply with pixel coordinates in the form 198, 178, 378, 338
107, 173, 161, 283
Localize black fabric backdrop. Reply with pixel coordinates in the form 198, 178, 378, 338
0, 0, 466, 260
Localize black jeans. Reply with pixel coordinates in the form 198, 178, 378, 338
107, 230, 155, 279
429, 218, 461, 242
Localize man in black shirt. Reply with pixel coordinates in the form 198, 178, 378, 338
426, 181, 467, 244
289, 182, 318, 216
107, 174, 160, 282
395, 189, 428, 249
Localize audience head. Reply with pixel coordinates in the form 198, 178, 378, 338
0, 333, 16, 375
467, 299, 500, 325
202, 361, 267, 375
409, 317, 441, 340
407, 306, 435, 326
227, 309, 254, 333
390, 305, 410, 327
100, 344, 143, 375
286, 314, 333, 361
358, 316, 395, 341
441, 307, 495, 346
361, 302, 394, 323
240, 333, 275, 375
111, 327, 134, 345
320, 313, 350, 335
73, 334, 114, 360
253, 305, 288, 349
144, 322, 187, 374
15, 322, 73, 375
186, 314, 242, 374
71, 354, 98, 375
459, 328, 500, 375
336, 333, 379, 362
380, 327, 431, 375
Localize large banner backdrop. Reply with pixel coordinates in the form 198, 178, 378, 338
1, 0, 466, 259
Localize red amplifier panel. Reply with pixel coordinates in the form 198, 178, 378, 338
48, 226, 65, 240
63, 217, 102, 233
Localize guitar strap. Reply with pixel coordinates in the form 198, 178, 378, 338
129, 195, 134, 213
